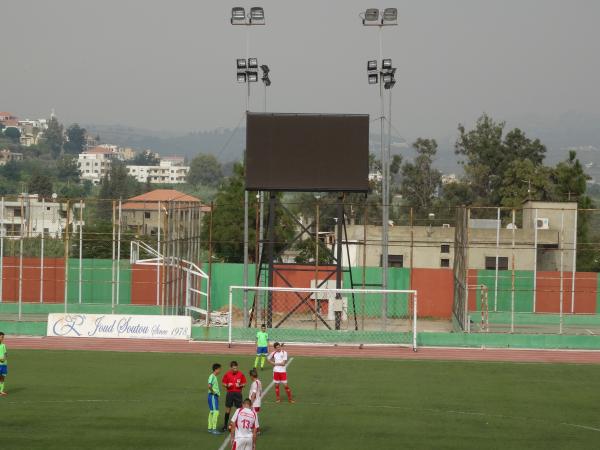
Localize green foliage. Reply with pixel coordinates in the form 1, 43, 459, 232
63, 123, 86, 155
499, 159, 556, 207
187, 153, 223, 187
294, 237, 335, 264
455, 114, 546, 205
200, 162, 294, 262
400, 138, 442, 211
3, 127, 21, 142
27, 172, 53, 198
131, 150, 160, 166
43, 117, 64, 158
56, 155, 80, 183
2, 236, 64, 257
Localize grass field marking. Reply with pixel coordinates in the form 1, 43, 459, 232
217, 357, 295, 450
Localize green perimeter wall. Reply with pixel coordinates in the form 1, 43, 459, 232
476, 270, 534, 312
207, 264, 410, 317
67, 259, 131, 304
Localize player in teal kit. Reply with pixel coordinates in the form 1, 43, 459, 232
254, 324, 269, 370
207, 363, 222, 434
0, 332, 7, 396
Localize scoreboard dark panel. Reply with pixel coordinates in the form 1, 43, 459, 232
245, 113, 369, 192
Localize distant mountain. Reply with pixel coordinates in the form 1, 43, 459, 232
85, 111, 600, 181
84, 124, 246, 163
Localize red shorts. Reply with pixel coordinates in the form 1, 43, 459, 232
254, 407, 260, 413
273, 372, 287, 383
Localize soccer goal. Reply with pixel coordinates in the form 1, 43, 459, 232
227, 286, 418, 351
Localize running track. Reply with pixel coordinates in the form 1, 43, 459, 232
7, 336, 600, 364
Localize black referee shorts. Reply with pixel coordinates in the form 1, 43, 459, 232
225, 391, 243, 408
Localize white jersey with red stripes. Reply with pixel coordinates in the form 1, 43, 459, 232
249, 379, 262, 408
269, 349, 288, 373
231, 407, 260, 440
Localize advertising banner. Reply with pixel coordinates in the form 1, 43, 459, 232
47, 314, 192, 340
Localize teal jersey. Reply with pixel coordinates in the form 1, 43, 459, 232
0, 343, 6, 365
256, 331, 269, 348
208, 373, 220, 395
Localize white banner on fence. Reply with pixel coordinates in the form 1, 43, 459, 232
46, 314, 192, 340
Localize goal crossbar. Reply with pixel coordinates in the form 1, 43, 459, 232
228, 285, 418, 350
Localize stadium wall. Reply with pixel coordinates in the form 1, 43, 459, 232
0, 259, 597, 319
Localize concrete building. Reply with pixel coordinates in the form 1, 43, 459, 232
126, 160, 189, 184
344, 201, 578, 272
0, 195, 80, 238
121, 189, 205, 236
77, 145, 123, 185
0, 149, 23, 166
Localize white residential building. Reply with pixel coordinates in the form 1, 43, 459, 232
77, 145, 124, 185
0, 195, 82, 238
126, 160, 189, 184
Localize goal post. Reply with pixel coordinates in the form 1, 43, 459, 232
228, 286, 418, 351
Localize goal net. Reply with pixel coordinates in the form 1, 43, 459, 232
227, 286, 418, 350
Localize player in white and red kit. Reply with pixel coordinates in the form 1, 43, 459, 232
267, 342, 294, 403
248, 368, 262, 413
230, 398, 259, 450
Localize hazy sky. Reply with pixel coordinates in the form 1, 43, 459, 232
2, 0, 599, 141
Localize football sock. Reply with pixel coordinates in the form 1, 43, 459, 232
223, 412, 230, 429
275, 384, 280, 400
254, 356, 260, 368
211, 411, 219, 429
285, 386, 293, 401
208, 412, 212, 429
260, 356, 265, 368
0, 381, 4, 392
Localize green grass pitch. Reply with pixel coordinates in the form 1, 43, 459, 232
2, 349, 600, 449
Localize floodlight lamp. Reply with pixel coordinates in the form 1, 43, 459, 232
382, 73, 394, 84
367, 60, 377, 71
382, 8, 398, 24
382, 59, 392, 70
261, 76, 271, 86
363, 8, 379, 23
260, 64, 270, 75
384, 80, 396, 90
249, 7, 265, 24
231, 7, 246, 24
236, 58, 247, 69
237, 72, 247, 83
368, 73, 378, 85
248, 58, 258, 69
247, 71, 259, 82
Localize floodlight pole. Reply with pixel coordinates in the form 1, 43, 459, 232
362, 10, 397, 327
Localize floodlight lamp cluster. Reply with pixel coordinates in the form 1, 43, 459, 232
366, 59, 396, 89
361, 7, 397, 26
237, 59, 271, 85
231, 6, 265, 25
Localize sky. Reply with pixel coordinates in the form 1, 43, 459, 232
2, 0, 600, 142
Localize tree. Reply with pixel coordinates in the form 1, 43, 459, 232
97, 161, 142, 220
200, 162, 294, 262
131, 150, 160, 166
399, 138, 442, 212
27, 173, 53, 199
43, 117, 64, 158
455, 114, 547, 205
187, 153, 223, 187
499, 159, 556, 207
551, 151, 597, 271
3, 127, 21, 143
63, 124, 86, 155
56, 155, 80, 182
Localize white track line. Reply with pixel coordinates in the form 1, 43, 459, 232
218, 357, 294, 450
